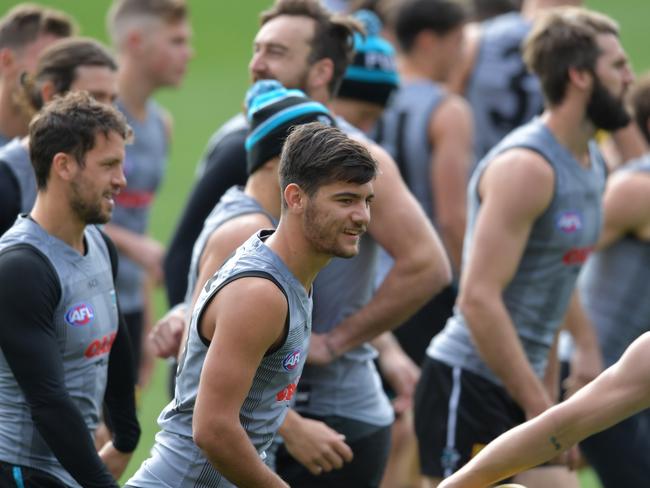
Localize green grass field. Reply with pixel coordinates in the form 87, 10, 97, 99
1, 0, 648, 485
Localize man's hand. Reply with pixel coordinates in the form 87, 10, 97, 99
280, 413, 353, 475
377, 343, 420, 414
98, 441, 132, 480
149, 305, 186, 359
307, 333, 337, 366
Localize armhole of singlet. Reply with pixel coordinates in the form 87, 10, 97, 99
196, 270, 290, 355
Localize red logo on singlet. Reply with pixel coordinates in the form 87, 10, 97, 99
562, 246, 593, 265
276, 383, 298, 402
84, 332, 117, 358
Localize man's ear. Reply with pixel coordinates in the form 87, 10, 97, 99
307, 57, 334, 92
567, 66, 594, 93
51, 152, 77, 182
40, 80, 57, 104
284, 183, 306, 213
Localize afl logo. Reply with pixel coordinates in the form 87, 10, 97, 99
556, 211, 583, 234
283, 349, 302, 371
65, 303, 95, 327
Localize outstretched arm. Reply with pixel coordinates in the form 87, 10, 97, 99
440, 332, 650, 488
309, 142, 451, 363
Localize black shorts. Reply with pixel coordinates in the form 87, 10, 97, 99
275, 415, 391, 488
0, 461, 66, 487
414, 357, 525, 478
393, 284, 456, 366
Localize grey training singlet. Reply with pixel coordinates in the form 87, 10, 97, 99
429, 118, 605, 384
295, 116, 394, 428
184, 185, 276, 305
466, 12, 543, 162
0, 217, 118, 487
0, 138, 36, 214
376, 79, 447, 222
127, 231, 312, 488
112, 100, 168, 313
580, 155, 650, 366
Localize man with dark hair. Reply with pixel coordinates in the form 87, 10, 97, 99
156, 3, 450, 486
0, 3, 76, 147
105, 0, 193, 386
127, 121, 377, 488
151, 80, 356, 477
415, 7, 633, 487
0, 91, 140, 487
0, 36, 118, 236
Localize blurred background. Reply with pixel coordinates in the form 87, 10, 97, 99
0, 0, 647, 485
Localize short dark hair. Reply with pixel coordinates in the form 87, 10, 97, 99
29, 91, 131, 189
470, 0, 520, 22
395, 0, 466, 53
107, 0, 188, 46
21, 37, 117, 114
260, 0, 362, 96
523, 7, 619, 106
630, 73, 650, 144
279, 122, 377, 207
0, 4, 76, 50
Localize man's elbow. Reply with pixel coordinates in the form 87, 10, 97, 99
405, 245, 452, 298
457, 286, 491, 330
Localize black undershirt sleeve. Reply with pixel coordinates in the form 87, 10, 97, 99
163, 127, 248, 306
0, 160, 21, 236
0, 246, 118, 488
99, 231, 141, 453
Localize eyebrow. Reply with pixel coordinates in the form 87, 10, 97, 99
333, 191, 375, 200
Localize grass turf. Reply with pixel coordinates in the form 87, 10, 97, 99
2, 0, 648, 485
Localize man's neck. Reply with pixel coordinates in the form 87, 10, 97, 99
543, 102, 596, 166
0, 81, 28, 140
265, 219, 330, 291
31, 194, 86, 254
245, 171, 281, 220
399, 55, 440, 83
117, 63, 156, 121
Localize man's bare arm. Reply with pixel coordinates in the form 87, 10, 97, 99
430, 95, 473, 271
313, 142, 451, 362
439, 332, 650, 488
458, 149, 555, 418
193, 277, 289, 488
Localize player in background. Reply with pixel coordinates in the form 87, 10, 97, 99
330, 9, 425, 487
415, 7, 633, 487
105, 0, 193, 386
0, 37, 118, 236
439, 101, 650, 482
0, 91, 140, 488
0, 3, 75, 147
126, 122, 377, 488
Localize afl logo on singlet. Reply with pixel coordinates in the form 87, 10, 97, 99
65, 303, 95, 327
556, 211, 583, 234
283, 349, 302, 371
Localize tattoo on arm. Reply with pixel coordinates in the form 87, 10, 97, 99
549, 436, 562, 451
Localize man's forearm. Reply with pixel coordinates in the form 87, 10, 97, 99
461, 293, 550, 415
328, 255, 450, 355
195, 421, 288, 488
